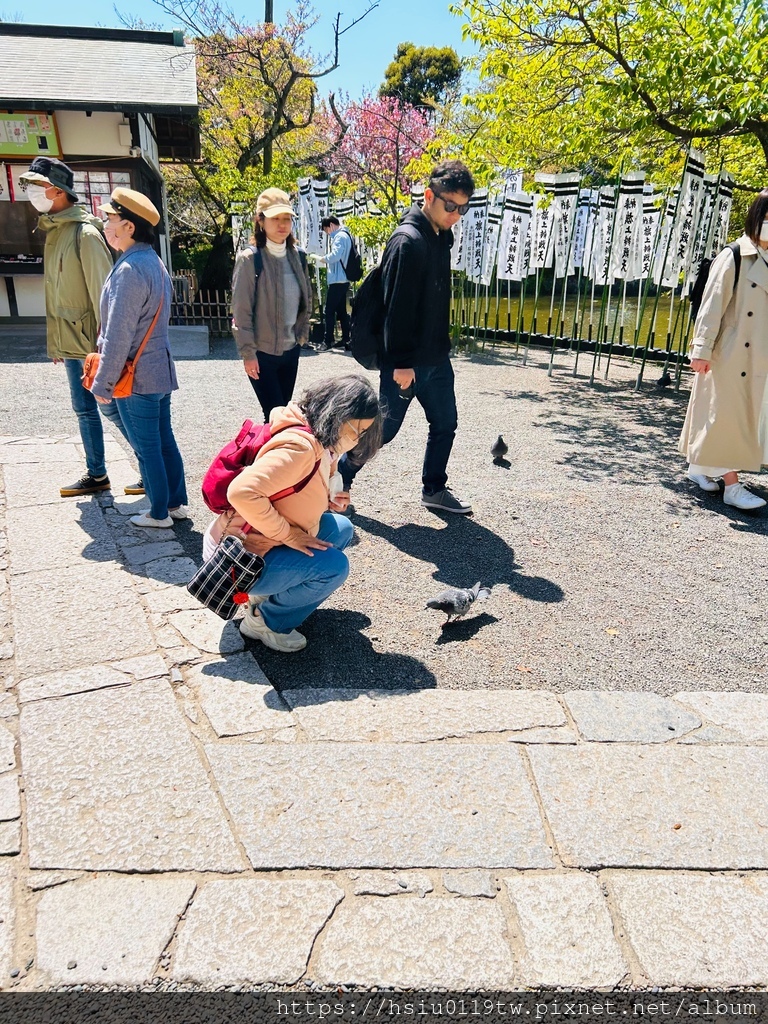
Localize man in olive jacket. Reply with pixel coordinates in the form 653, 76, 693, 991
20, 158, 136, 497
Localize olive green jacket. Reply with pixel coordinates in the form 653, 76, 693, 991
36, 205, 114, 360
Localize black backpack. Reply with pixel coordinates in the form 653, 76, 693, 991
689, 241, 741, 322
339, 228, 363, 283
350, 224, 420, 370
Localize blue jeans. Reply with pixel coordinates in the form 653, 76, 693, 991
339, 356, 458, 494
248, 346, 300, 422
115, 393, 187, 519
64, 358, 131, 478
250, 512, 353, 632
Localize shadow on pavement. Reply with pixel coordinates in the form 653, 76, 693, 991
246, 609, 438, 694
353, 512, 564, 603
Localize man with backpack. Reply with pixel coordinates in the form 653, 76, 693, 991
340, 159, 476, 515
318, 216, 355, 350
20, 157, 137, 497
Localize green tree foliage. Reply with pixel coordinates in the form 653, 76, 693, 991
379, 42, 462, 108
453, 0, 768, 187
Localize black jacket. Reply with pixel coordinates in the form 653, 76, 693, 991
381, 205, 453, 369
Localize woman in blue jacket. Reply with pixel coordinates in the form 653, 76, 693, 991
91, 187, 188, 528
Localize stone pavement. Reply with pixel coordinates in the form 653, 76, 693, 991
1, 432, 767, 992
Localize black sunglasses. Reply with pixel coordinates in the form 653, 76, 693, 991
434, 193, 470, 216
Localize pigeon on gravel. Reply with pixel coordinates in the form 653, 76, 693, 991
491, 435, 509, 462
426, 582, 492, 623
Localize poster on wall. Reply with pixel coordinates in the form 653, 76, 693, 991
0, 112, 62, 159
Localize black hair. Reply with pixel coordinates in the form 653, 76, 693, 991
428, 159, 475, 199
298, 374, 383, 461
122, 209, 156, 245
254, 214, 296, 249
744, 188, 768, 246
321, 216, 340, 229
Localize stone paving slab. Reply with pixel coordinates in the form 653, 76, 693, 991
529, 744, 768, 868
0, 863, 16, 988
133, 557, 199, 590
113, 654, 168, 680
143, 586, 202, 615
0, 820, 20, 854
21, 680, 244, 871
6, 502, 118, 575
281, 688, 567, 742
121, 540, 185, 566
16, 665, 130, 704
606, 871, 768, 987
349, 871, 433, 897
675, 691, 768, 742
563, 691, 701, 742
443, 870, 496, 898
169, 610, 245, 655
0, 724, 15, 771
313, 897, 516, 988
12, 563, 154, 677
172, 879, 343, 986
2, 458, 136, 508
503, 872, 627, 988
35, 875, 195, 985
0, 442, 82, 465
26, 870, 82, 892
185, 655, 289, 737
206, 743, 554, 869
0, 773, 20, 821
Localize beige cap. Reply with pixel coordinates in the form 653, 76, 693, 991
256, 187, 294, 218
100, 186, 160, 227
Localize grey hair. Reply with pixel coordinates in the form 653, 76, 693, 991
298, 374, 383, 461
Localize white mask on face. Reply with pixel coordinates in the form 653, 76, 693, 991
760, 220, 768, 242
26, 184, 53, 213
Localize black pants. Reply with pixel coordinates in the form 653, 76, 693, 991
248, 346, 300, 421
324, 282, 350, 347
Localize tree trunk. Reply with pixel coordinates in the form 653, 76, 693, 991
198, 229, 235, 294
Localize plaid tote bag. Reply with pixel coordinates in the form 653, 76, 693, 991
187, 536, 265, 620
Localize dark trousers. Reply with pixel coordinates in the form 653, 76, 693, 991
248, 346, 301, 421
324, 282, 350, 347
339, 356, 458, 494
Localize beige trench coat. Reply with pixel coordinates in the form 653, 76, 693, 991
679, 236, 768, 471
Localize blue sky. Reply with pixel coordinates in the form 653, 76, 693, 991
2, 0, 478, 99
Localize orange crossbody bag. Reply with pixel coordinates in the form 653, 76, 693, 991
81, 303, 162, 399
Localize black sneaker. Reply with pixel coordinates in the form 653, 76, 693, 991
60, 474, 111, 497
421, 488, 472, 514
124, 480, 145, 495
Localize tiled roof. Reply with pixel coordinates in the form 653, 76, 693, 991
0, 26, 197, 114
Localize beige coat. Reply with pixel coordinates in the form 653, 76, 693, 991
679, 236, 768, 471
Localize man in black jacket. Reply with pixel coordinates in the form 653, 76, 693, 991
340, 159, 475, 514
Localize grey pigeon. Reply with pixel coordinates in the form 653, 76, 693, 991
426, 581, 492, 623
491, 435, 508, 461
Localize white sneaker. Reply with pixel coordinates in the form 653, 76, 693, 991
169, 505, 191, 520
130, 512, 174, 528
723, 482, 766, 511
239, 606, 307, 652
687, 471, 720, 493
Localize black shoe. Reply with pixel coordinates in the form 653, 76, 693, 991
124, 480, 145, 495
60, 473, 111, 497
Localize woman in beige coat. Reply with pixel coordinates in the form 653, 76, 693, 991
679, 189, 768, 510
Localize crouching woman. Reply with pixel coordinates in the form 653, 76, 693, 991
203, 374, 382, 652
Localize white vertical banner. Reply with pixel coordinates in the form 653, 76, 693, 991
297, 178, 312, 250
502, 169, 524, 196
609, 172, 645, 282
530, 192, 553, 270
307, 179, 329, 256
652, 189, 680, 286
0, 164, 8, 201
708, 172, 734, 258
332, 197, 354, 219
656, 149, 706, 287
589, 186, 617, 286
480, 203, 503, 286
497, 192, 534, 282
451, 217, 465, 272
410, 183, 425, 208
463, 188, 488, 283
683, 173, 719, 294
548, 173, 581, 277
572, 189, 597, 270
638, 187, 662, 281
353, 190, 368, 217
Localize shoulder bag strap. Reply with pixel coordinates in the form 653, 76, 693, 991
130, 301, 163, 370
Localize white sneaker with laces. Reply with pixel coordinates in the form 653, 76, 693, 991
169, 505, 191, 520
723, 482, 766, 511
239, 606, 307, 652
687, 471, 720, 492
130, 511, 174, 528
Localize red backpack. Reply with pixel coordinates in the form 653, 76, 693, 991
201, 421, 320, 514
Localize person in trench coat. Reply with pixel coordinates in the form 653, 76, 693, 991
679, 188, 768, 511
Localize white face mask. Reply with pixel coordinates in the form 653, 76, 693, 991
26, 184, 54, 213
760, 220, 768, 242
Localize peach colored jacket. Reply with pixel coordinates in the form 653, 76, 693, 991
208, 403, 333, 557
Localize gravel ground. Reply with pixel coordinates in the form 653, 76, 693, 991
3, 330, 767, 695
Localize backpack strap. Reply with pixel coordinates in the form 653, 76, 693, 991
727, 241, 741, 289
